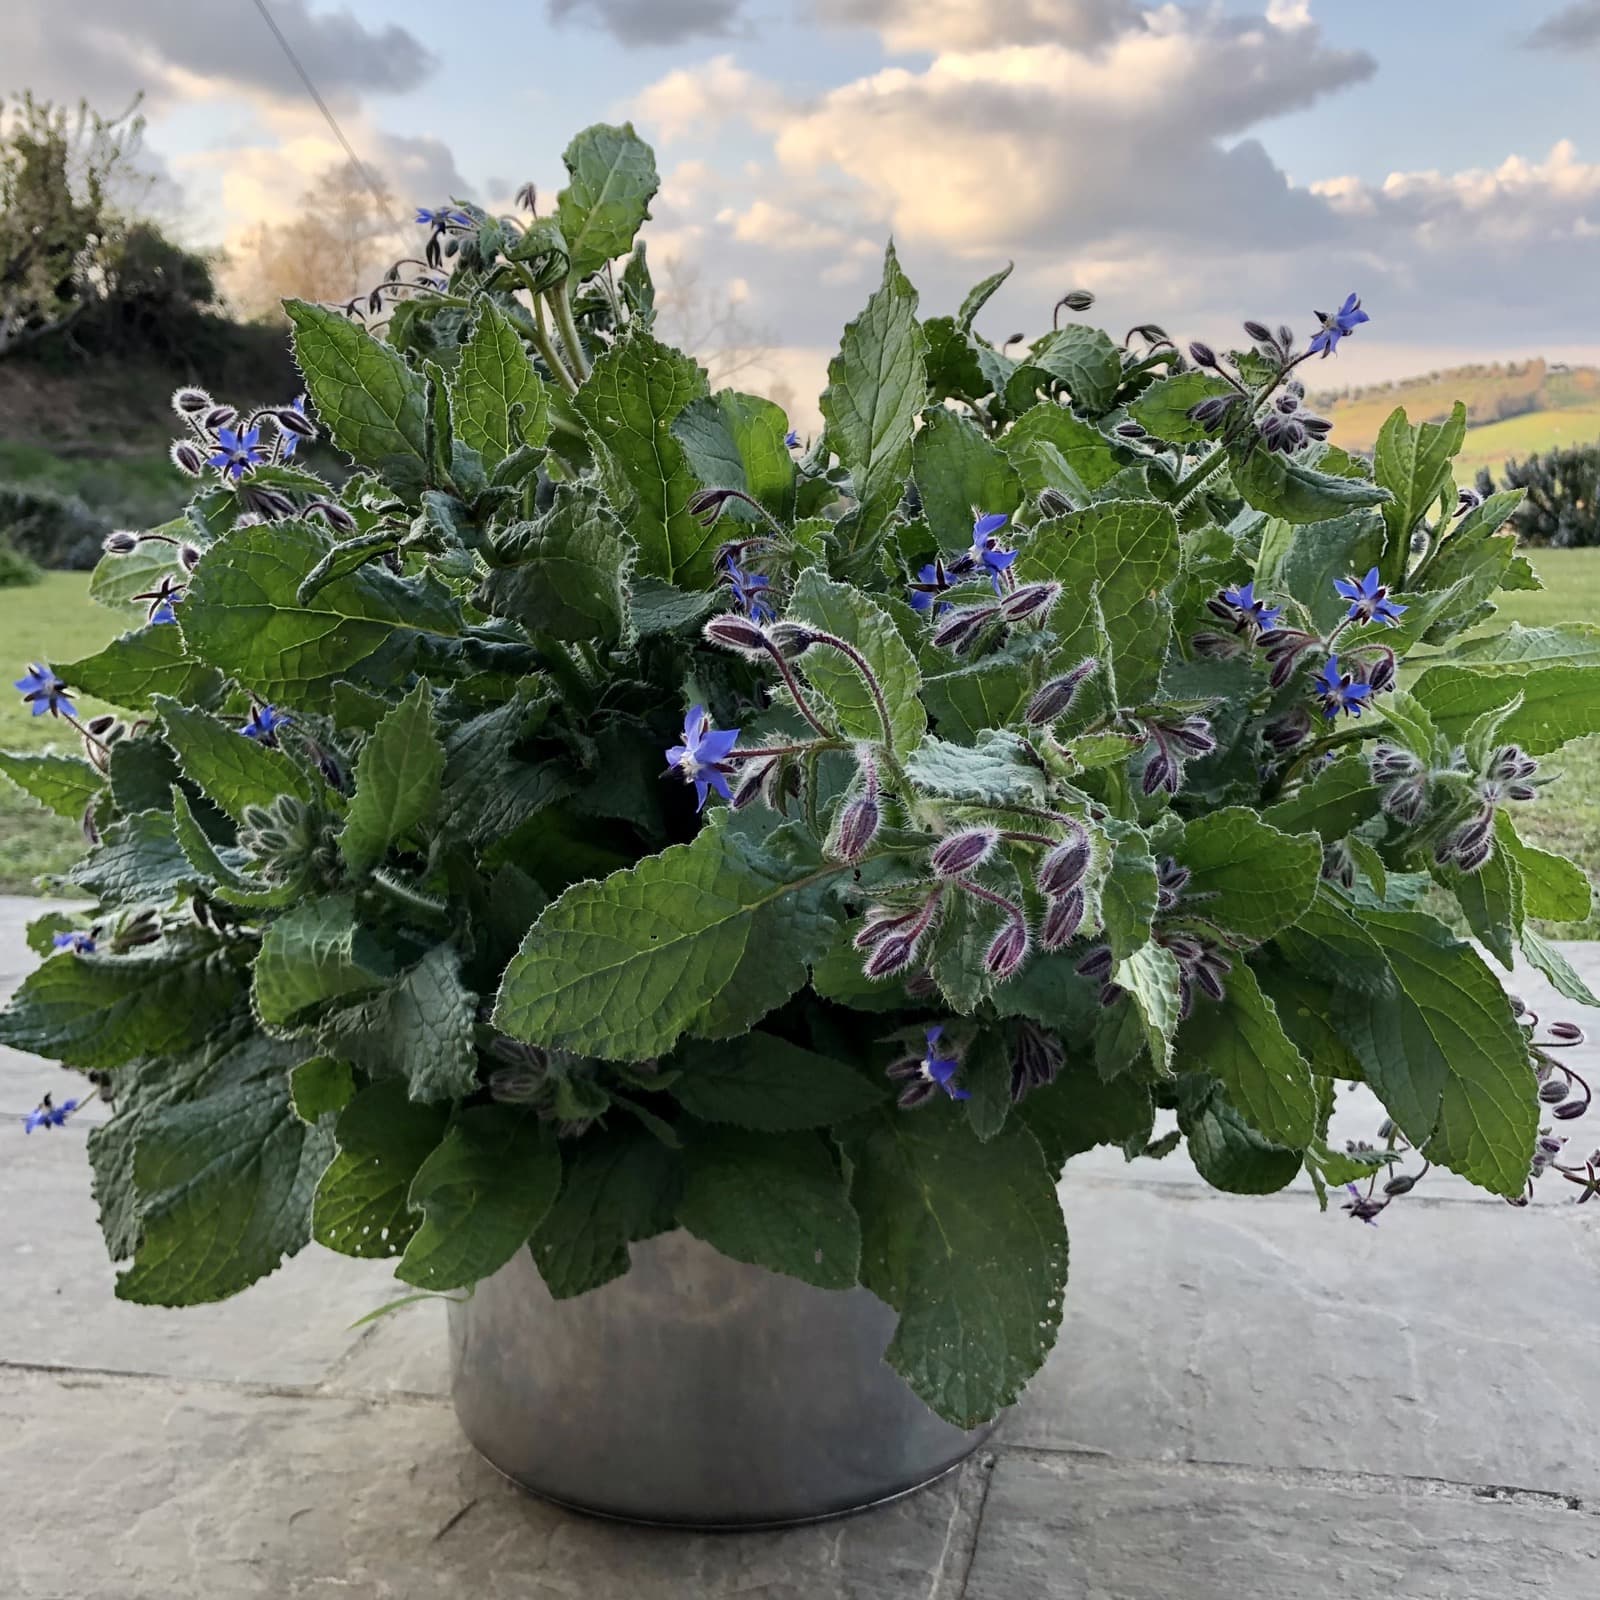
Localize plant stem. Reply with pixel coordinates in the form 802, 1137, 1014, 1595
1169, 447, 1229, 503
513, 266, 579, 395
546, 287, 592, 384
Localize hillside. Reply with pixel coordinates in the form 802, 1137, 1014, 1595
1313, 359, 1600, 477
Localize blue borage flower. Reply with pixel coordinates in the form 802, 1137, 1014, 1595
1343, 1182, 1382, 1226
52, 931, 95, 955
723, 561, 775, 624
887, 1025, 970, 1107
665, 704, 742, 811
241, 704, 291, 743
415, 207, 473, 229
1334, 566, 1407, 628
279, 395, 309, 460
23, 1095, 80, 1134
970, 512, 1017, 594
1218, 580, 1282, 634
1308, 293, 1369, 358
908, 560, 954, 615
1314, 655, 1371, 720
132, 575, 184, 626
13, 663, 73, 718
908, 512, 1017, 611
784, 429, 801, 449
207, 426, 266, 482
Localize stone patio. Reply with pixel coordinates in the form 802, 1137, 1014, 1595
4, 892, 1599, 1598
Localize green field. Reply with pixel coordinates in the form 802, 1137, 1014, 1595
3, 561, 1600, 932
1453, 406, 1600, 477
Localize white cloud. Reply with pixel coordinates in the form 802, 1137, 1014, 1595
630, 54, 791, 142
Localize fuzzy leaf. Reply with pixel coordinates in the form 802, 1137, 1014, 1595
1113, 942, 1183, 1074
1178, 1077, 1301, 1194
1262, 757, 1381, 845
1099, 833, 1159, 958
1128, 371, 1237, 443
252, 895, 393, 1028
446, 298, 549, 467
56, 625, 222, 710
1232, 446, 1390, 524
1019, 1058, 1154, 1175
340, 682, 444, 874
672, 389, 796, 521
671, 1034, 887, 1130
903, 730, 1047, 806
1521, 925, 1600, 1008
154, 696, 312, 823
912, 406, 1024, 550
0, 749, 102, 820
555, 121, 660, 281
289, 1056, 356, 1125
998, 405, 1123, 495
1178, 807, 1322, 939
677, 1124, 860, 1290
1498, 814, 1592, 923
66, 809, 200, 906
1027, 325, 1122, 415
1375, 402, 1466, 582
1412, 663, 1600, 756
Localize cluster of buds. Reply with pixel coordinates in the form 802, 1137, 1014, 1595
1008, 1018, 1066, 1102
1079, 932, 1230, 1021
1370, 742, 1429, 825
1434, 744, 1543, 873
1036, 819, 1092, 951
1137, 713, 1216, 797
168, 386, 317, 485
854, 890, 945, 982
1254, 382, 1333, 455
238, 794, 339, 888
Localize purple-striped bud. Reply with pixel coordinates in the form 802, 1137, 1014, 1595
854, 907, 918, 950
931, 605, 998, 654
102, 530, 140, 554
1243, 319, 1273, 344
1036, 823, 1091, 896
1039, 889, 1086, 951
170, 439, 206, 477
1037, 488, 1074, 519
307, 500, 358, 534
1553, 1100, 1590, 1122
704, 613, 768, 653
1263, 708, 1312, 754
1026, 658, 1097, 725
731, 757, 779, 812
199, 403, 237, 433
1190, 631, 1243, 660
1141, 748, 1180, 796
1549, 1021, 1585, 1043
766, 621, 816, 659
930, 827, 999, 879
273, 405, 317, 438
171, 386, 212, 418
1380, 776, 1428, 824
1001, 582, 1061, 623
830, 793, 881, 864
864, 932, 919, 980
1188, 340, 1218, 368
1540, 1078, 1570, 1105
1166, 715, 1216, 758
984, 918, 1030, 981
1076, 944, 1114, 980
686, 487, 737, 527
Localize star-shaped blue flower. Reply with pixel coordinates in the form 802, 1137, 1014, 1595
416, 207, 473, 229
241, 704, 291, 743
665, 704, 742, 811
785, 429, 801, 449
23, 1095, 80, 1134
1308, 293, 1370, 358
1220, 581, 1282, 633
207, 426, 265, 482
920, 1025, 969, 1101
13, 663, 73, 718
52, 931, 95, 955
1333, 566, 1407, 628
724, 561, 775, 623
1314, 655, 1372, 720
908, 561, 955, 615
970, 512, 1017, 594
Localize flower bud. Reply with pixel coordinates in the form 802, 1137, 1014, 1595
103, 530, 140, 555
198, 403, 237, 433
931, 605, 998, 654
274, 405, 317, 438
1188, 340, 1218, 368
1036, 824, 1091, 896
1000, 582, 1061, 623
1167, 715, 1216, 758
1076, 944, 1113, 980
930, 827, 999, 879
1383, 1173, 1418, 1196
1242, 319, 1273, 343
1026, 659, 1097, 725
766, 621, 816, 659
864, 932, 918, 980
829, 793, 881, 864
307, 499, 358, 533
170, 439, 206, 476
854, 907, 917, 950
1553, 1100, 1590, 1122
1263, 709, 1312, 753
984, 918, 1030, 981
171, 386, 213, 417
1540, 1078, 1570, 1105
1058, 289, 1095, 313
686, 487, 737, 526
1037, 488, 1074, 518
1039, 889, 1086, 952
731, 757, 778, 812
703, 613, 768, 653
1549, 1021, 1585, 1043
1141, 748, 1180, 796
1114, 420, 1147, 439
1190, 631, 1242, 660
1381, 776, 1428, 824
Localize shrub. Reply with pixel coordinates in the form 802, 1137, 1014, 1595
0, 480, 110, 570
1478, 442, 1600, 548
4, 123, 1597, 1431
0, 537, 40, 586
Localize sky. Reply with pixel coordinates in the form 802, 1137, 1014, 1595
5, 0, 1600, 412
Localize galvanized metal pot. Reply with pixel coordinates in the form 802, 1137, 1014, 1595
447, 1229, 999, 1528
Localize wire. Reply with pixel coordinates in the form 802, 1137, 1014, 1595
245, 0, 399, 226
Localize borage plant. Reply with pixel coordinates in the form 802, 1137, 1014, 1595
5, 122, 1599, 1430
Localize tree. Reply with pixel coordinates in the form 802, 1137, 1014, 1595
653, 251, 778, 392
228, 163, 401, 320
0, 93, 148, 354
1478, 442, 1600, 548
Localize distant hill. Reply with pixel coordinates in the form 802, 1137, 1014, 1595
1312, 359, 1600, 478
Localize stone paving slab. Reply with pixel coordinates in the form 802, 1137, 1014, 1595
0, 1368, 983, 1600
962, 1450, 1600, 1599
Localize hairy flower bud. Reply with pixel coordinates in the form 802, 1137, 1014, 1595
198, 403, 237, 433
1540, 1078, 1571, 1105
930, 827, 999, 879
984, 918, 1030, 981
1026, 658, 1097, 725
931, 605, 998, 654
864, 932, 919, 980
102, 530, 140, 555
1058, 289, 1096, 313
1242, 319, 1273, 343
1076, 944, 1114, 980
1263, 708, 1313, 754
686, 487, 737, 526
703, 613, 768, 653
1381, 775, 1429, 824
273, 405, 317, 439
1039, 889, 1086, 952
1141, 748, 1180, 796
171, 386, 212, 418
1037, 488, 1074, 518
829, 793, 881, 864
170, 439, 206, 477
1001, 582, 1061, 623
766, 621, 816, 660
307, 499, 358, 533
1036, 823, 1091, 896
1188, 340, 1218, 368
1114, 420, 1147, 439
730, 757, 778, 812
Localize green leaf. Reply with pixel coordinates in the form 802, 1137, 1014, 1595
1335, 907, 1537, 1197
154, 696, 312, 824
481, 481, 632, 644
1262, 757, 1381, 845
1498, 814, 1592, 923
252, 895, 393, 1028
1520, 925, 1600, 1008
169, 789, 302, 910
339, 682, 444, 874
56, 625, 223, 710
0, 947, 242, 1071
494, 820, 842, 1061
1016, 500, 1180, 703
787, 568, 925, 753
1128, 372, 1237, 443
0, 749, 102, 820
911, 406, 1023, 549
957, 261, 1012, 332
1440, 838, 1521, 970
530, 1124, 680, 1298
116, 1070, 333, 1306
555, 121, 660, 281
446, 298, 550, 467
922, 655, 1031, 744
1178, 807, 1323, 940
931, 857, 1026, 1014
1178, 1077, 1301, 1194
1027, 324, 1122, 415
312, 1080, 449, 1260
1375, 688, 1444, 763
1099, 834, 1158, 958
1412, 663, 1600, 756
66, 809, 200, 906
1019, 1056, 1154, 1174
852, 1112, 1067, 1428
573, 330, 712, 585
1254, 959, 1366, 1081
903, 730, 1047, 807
962, 1029, 1013, 1141
1255, 511, 1385, 632
89, 535, 185, 616
820, 242, 926, 551
1232, 446, 1390, 524
672, 389, 796, 521
671, 1033, 887, 1130
397, 1105, 560, 1291
1375, 402, 1466, 582
1182, 963, 1316, 1147
998, 405, 1123, 495
181, 519, 463, 708
1437, 621, 1600, 669
289, 1055, 356, 1124
677, 1124, 860, 1291
285, 300, 429, 493
1113, 942, 1183, 1074
320, 943, 479, 1104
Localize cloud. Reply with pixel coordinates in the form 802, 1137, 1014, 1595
814, 0, 1141, 52
4, 1, 436, 112
631, 54, 793, 141
1524, 2, 1600, 51
546, 0, 744, 47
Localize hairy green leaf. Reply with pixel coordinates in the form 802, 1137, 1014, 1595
0, 749, 102, 821
154, 695, 312, 823
446, 298, 549, 466
340, 682, 444, 874
671, 1033, 886, 1129
56, 625, 222, 710
1178, 807, 1322, 939
555, 121, 659, 281
253, 895, 393, 1028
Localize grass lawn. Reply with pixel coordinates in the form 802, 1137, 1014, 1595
2, 556, 1600, 930
1454, 406, 1600, 478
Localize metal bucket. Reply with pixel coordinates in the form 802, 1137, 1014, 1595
447, 1230, 999, 1528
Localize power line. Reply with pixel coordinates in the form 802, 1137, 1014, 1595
245, 0, 399, 225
